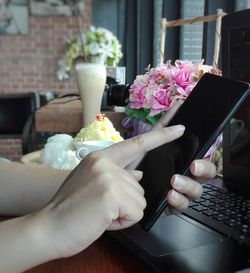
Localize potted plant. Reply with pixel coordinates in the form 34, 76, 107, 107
57, 26, 123, 81
122, 60, 222, 173
124, 60, 221, 126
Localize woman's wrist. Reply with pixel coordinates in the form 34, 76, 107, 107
0, 212, 58, 273
25, 211, 60, 259
29, 204, 84, 260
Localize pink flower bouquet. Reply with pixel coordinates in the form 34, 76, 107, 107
123, 60, 222, 172
125, 60, 220, 125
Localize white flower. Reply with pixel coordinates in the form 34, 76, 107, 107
199, 64, 214, 73
57, 25, 123, 81
88, 42, 103, 55
57, 68, 69, 81
103, 29, 113, 41
57, 59, 70, 80
103, 44, 113, 57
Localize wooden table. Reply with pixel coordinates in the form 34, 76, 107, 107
23, 234, 149, 273
0, 216, 149, 273
35, 96, 127, 134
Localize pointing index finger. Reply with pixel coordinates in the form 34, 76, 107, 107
102, 125, 185, 168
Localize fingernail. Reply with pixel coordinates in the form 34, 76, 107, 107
194, 162, 205, 174
173, 175, 186, 190
172, 125, 185, 132
171, 190, 180, 201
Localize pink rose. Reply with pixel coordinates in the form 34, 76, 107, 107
129, 83, 145, 109
175, 60, 194, 70
172, 68, 191, 90
127, 60, 220, 119
175, 83, 194, 98
142, 85, 154, 109
150, 88, 171, 116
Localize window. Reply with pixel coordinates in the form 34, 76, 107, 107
163, 0, 250, 65
236, 0, 250, 10
91, 0, 250, 83
179, 0, 205, 62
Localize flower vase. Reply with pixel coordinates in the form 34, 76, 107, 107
88, 54, 106, 65
122, 117, 152, 138
75, 63, 107, 127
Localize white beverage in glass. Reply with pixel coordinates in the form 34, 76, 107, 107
75, 63, 106, 127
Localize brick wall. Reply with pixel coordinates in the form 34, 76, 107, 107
0, 0, 92, 161
0, 0, 91, 96
0, 139, 22, 161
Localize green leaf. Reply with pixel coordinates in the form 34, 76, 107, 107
124, 107, 163, 125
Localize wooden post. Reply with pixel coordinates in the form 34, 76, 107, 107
159, 11, 226, 65
212, 9, 226, 69
160, 18, 167, 63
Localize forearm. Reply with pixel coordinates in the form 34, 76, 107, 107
0, 215, 55, 273
0, 161, 70, 216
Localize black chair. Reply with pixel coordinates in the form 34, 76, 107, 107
221, 8, 250, 83
221, 8, 250, 195
0, 93, 38, 155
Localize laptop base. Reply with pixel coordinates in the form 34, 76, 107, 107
109, 214, 250, 273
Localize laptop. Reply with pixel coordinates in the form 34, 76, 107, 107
109, 10, 250, 273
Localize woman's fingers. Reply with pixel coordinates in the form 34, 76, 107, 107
189, 159, 217, 179
125, 100, 184, 170
117, 168, 145, 195
153, 99, 184, 130
103, 125, 185, 168
126, 170, 143, 181
171, 174, 203, 199
167, 190, 190, 211
167, 159, 217, 211
167, 174, 203, 212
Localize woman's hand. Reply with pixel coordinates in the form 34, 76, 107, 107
0, 124, 217, 273
167, 159, 216, 211
126, 99, 184, 170
157, 103, 217, 211
127, 100, 217, 212
34, 125, 185, 259
159, 103, 217, 211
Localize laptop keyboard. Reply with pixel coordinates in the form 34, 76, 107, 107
184, 183, 250, 247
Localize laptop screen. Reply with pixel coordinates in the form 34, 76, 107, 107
221, 10, 250, 196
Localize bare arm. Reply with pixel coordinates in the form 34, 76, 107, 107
0, 215, 56, 273
0, 161, 69, 216
0, 127, 216, 273
0, 126, 186, 273
0, 99, 182, 216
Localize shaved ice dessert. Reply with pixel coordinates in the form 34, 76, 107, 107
39, 115, 123, 170
74, 114, 124, 142
40, 134, 80, 170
